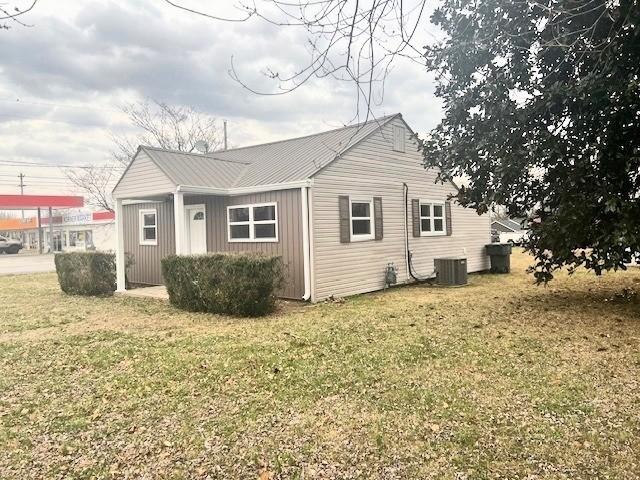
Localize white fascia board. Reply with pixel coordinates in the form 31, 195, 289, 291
115, 180, 314, 200
176, 179, 314, 196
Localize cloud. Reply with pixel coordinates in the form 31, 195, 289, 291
0, 0, 442, 195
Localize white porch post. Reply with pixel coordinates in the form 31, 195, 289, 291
115, 198, 126, 292
173, 190, 185, 255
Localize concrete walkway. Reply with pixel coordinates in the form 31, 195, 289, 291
119, 285, 169, 300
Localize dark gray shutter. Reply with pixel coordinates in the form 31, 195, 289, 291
411, 199, 420, 237
339, 195, 350, 243
373, 197, 383, 240
445, 201, 453, 236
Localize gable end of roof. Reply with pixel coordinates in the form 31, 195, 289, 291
309, 113, 401, 179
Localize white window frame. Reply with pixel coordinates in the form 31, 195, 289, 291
419, 199, 446, 237
349, 197, 375, 242
227, 202, 278, 243
139, 208, 158, 246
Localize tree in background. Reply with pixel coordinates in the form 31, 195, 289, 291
66, 100, 223, 211
422, 0, 640, 281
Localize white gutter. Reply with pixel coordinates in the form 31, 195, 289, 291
176, 179, 313, 196
301, 186, 311, 301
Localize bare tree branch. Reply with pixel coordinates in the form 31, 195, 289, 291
0, 0, 38, 29
66, 100, 223, 211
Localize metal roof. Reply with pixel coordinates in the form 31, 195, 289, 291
491, 218, 524, 232
137, 114, 399, 189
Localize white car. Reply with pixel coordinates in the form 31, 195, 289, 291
0, 235, 23, 254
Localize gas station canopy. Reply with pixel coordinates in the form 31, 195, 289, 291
0, 195, 84, 210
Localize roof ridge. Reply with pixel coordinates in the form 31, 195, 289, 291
212, 113, 400, 154
140, 145, 251, 165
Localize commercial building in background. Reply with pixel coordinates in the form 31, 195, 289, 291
0, 209, 115, 252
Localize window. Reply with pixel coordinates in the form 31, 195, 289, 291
227, 202, 278, 242
350, 198, 374, 241
420, 200, 446, 236
139, 209, 158, 245
393, 125, 406, 152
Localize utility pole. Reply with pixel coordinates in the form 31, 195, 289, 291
223, 120, 228, 151
18, 173, 26, 246
18, 173, 25, 220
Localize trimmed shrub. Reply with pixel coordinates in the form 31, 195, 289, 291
161, 253, 284, 317
55, 252, 116, 296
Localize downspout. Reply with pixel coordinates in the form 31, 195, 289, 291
301, 186, 311, 301
403, 183, 410, 282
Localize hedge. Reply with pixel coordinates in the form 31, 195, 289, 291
54, 252, 116, 296
161, 253, 284, 317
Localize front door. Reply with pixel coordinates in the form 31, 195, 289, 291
186, 205, 207, 254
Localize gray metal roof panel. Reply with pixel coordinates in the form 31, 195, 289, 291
140, 114, 399, 189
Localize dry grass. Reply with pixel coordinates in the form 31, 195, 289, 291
1, 249, 640, 479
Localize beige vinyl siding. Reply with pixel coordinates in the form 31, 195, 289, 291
113, 151, 175, 199
123, 200, 175, 285
123, 189, 304, 299
311, 117, 490, 301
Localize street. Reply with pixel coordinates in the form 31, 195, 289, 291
0, 253, 55, 276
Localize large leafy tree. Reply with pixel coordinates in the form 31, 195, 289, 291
422, 0, 640, 281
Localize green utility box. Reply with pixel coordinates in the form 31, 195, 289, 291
486, 243, 512, 273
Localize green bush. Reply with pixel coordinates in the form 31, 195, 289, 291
161, 253, 284, 317
54, 252, 116, 296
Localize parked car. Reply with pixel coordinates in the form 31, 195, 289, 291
499, 230, 528, 246
0, 235, 23, 254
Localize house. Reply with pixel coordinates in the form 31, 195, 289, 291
491, 217, 528, 245
112, 113, 491, 302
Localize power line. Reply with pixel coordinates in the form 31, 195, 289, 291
0, 160, 116, 169
0, 173, 71, 180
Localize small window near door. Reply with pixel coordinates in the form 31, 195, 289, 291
227, 202, 278, 242
139, 209, 158, 245
193, 211, 205, 221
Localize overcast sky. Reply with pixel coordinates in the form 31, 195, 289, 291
0, 0, 442, 198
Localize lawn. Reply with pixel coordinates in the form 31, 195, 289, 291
1, 250, 640, 479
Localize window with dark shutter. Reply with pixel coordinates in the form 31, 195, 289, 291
417, 200, 447, 236
445, 201, 453, 236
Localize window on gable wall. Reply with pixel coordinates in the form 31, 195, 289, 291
420, 201, 446, 236
227, 202, 278, 242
